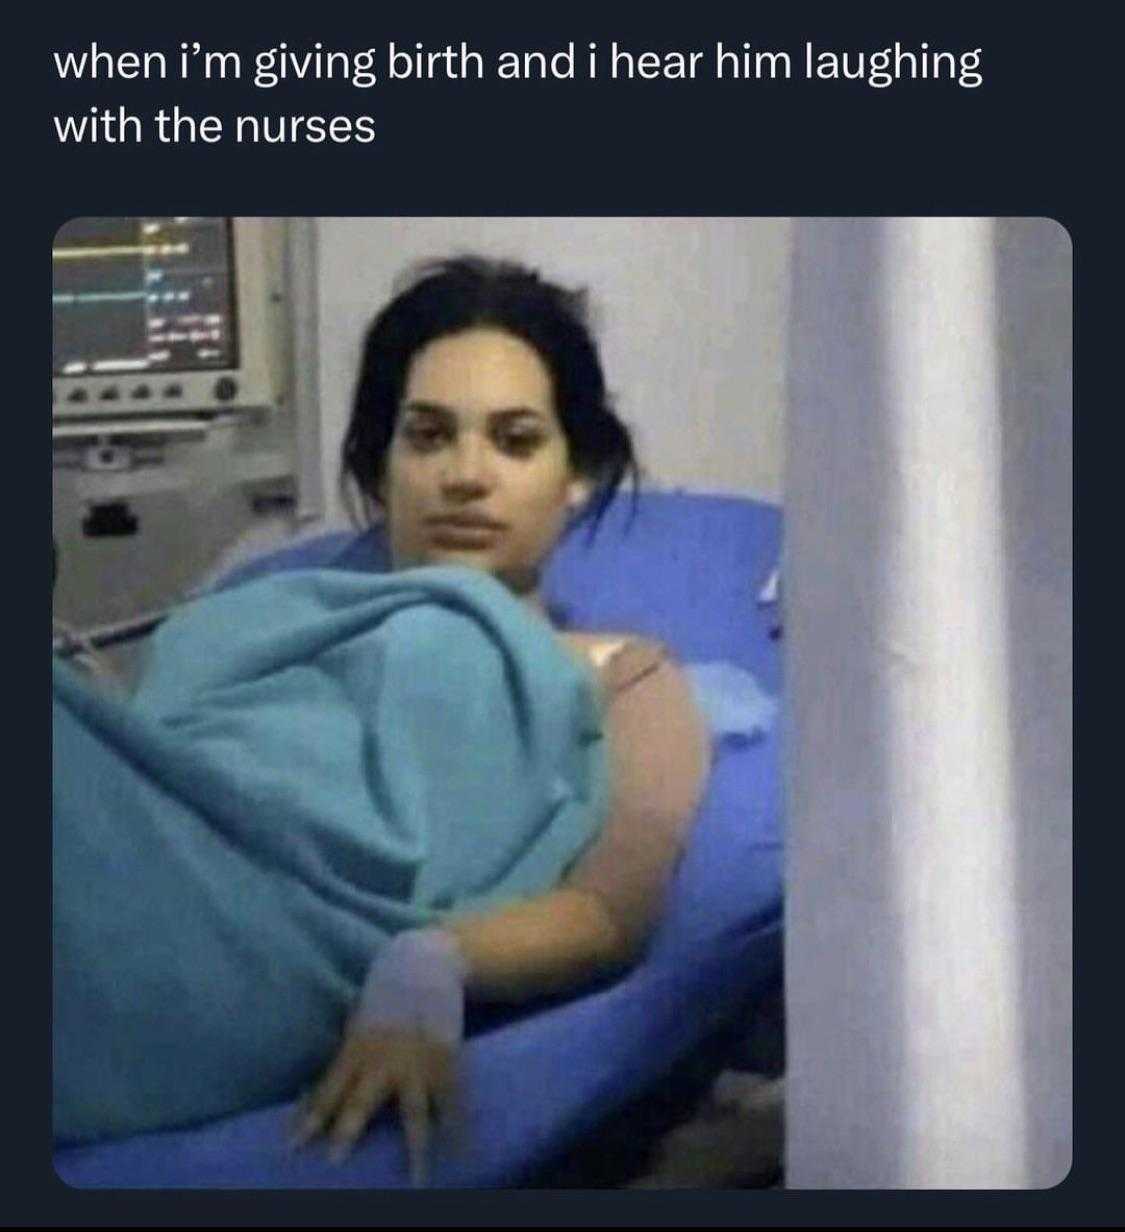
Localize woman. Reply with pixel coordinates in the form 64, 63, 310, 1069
293, 257, 710, 1177
51, 257, 709, 1181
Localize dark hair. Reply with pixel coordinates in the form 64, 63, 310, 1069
341, 256, 638, 533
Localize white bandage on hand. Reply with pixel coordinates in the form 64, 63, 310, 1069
354, 928, 469, 1046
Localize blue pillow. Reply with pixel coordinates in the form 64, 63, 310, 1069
218, 490, 782, 692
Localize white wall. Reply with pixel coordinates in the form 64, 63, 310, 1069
314, 217, 791, 521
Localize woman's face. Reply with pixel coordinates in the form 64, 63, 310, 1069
380, 327, 589, 592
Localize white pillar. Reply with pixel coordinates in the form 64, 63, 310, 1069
784, 218, 1071, 1187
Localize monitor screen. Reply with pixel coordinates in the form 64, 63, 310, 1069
53, 217, 239, 377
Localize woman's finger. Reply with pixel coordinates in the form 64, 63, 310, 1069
426, 1047, 463, 1140
399, 1076, 432, 1186
327, 1067, 393, 1162
291, 1051, 359, 1146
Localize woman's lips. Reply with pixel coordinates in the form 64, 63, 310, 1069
426, 518, 504, 548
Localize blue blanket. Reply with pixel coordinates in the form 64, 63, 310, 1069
53, 566, 609, 1145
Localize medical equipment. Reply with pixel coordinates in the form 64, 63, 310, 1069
51, 217, 322, 656
53, 218, 283, 425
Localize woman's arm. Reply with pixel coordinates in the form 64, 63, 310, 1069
296, 645, 710, 1173
560, 643, 711, 952
451, 646, 709, 992
445, 885, 630, 999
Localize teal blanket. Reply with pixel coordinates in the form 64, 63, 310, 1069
53, 566, 609, 1144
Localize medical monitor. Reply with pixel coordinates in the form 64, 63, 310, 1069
52, 217, 283, 424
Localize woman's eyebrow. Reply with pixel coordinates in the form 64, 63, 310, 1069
400, 401, 455, 420
488, 407, 548, 423
402, 402, 548, 425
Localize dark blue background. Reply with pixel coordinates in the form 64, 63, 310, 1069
26, 2, 1100, 1224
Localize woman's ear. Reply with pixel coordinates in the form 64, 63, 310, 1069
566, 476, 593, 510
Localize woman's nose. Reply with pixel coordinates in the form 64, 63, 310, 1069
440, 434, 494, 497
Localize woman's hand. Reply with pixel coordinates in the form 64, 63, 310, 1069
292, 1022, 457, 1183
291, 927, 468, 1183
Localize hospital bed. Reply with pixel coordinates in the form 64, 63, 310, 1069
53, 489, 783, 1187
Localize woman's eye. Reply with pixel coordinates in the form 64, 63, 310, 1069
495, 431, 542, 456
403, 424, 447, 451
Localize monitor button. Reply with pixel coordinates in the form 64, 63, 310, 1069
132, 384, 152, 400
99, 387, 120, 401
163, 383, 183, 398
67, 389, 89, 403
